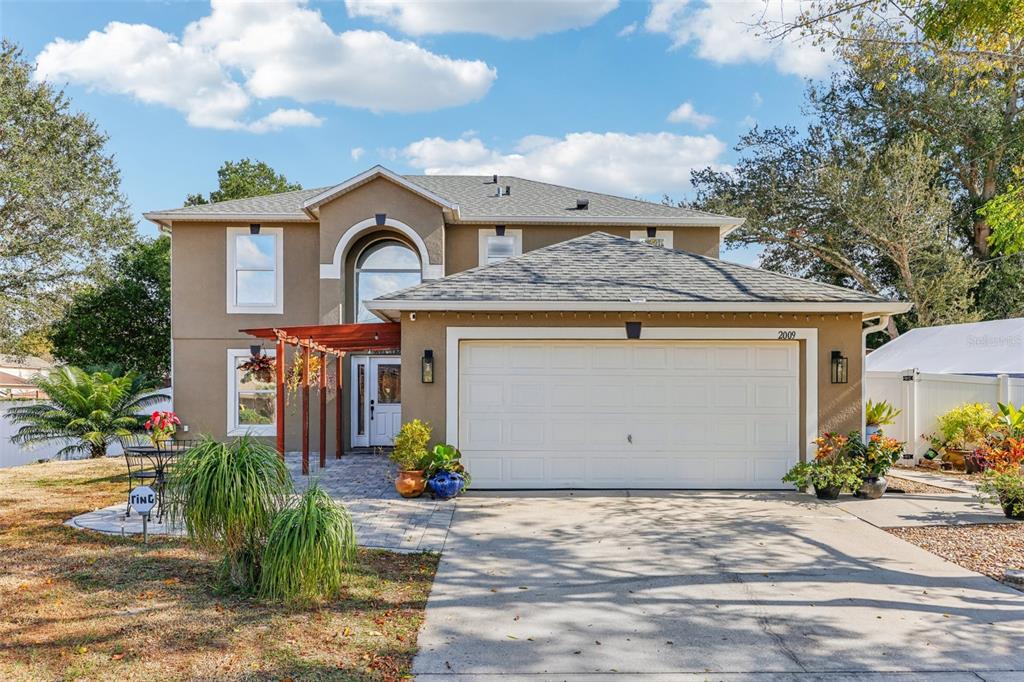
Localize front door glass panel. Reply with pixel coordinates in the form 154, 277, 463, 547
376, 364, 400, 404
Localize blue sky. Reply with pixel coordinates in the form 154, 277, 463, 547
4, 1, 826, 262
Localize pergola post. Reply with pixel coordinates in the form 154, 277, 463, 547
319, 350, 327, 469
302, 343, 310, 475
336, 353, 344, 459
275, 335, 286, 460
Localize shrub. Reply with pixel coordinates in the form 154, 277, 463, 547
391, 419, 431, 471
259, 483, 356, 604
978, 470, 1024, 517
165, 436, 292, 591
996, 402, 1024, 438
934, 403, 997, 450
6, 366, 165, 458
865, 399, 901, 427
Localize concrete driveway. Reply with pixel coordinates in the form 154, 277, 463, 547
414, 491, 1024, 681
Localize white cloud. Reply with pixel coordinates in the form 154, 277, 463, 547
666, 101, 715, 128
34, 0, 496, 130
740, 115, 758, 129
617, 22, 638, 38
644, 0, 834, 78
402, 131, 727, 197
351, 147, 366, 161
345, 0, 619, 39
752, 91, 764, 108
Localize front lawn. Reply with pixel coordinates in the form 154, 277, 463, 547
0, 458, 438, 681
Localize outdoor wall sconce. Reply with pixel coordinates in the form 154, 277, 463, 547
249, 344, 262, 358
625, 321, 642, 340
495, 224, 506, 236
831, 350, 848, 384
646, 226, 657, 238
421, 350, 434, 383
249, 223, 261, 235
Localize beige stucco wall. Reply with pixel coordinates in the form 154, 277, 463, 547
444, 225, 722, 275
398, 311, 864, 461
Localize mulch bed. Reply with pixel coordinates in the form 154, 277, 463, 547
887, 524, 1024, 588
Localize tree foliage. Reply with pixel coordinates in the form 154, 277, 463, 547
0, 41, 134, 348
185, 158, 301, 206
6, 367, 165, 458
48, 236, 171, 383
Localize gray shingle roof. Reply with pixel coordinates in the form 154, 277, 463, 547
145, 187, 330, 220
144, 168, 737, 224
373, 232, 893, 305
404, 175, 727, 221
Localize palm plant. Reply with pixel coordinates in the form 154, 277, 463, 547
259, 483, 356, 603
6, 366, 165, 458
165, 436, 293, 591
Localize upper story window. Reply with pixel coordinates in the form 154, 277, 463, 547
226, 227, 283, 314
478, 228, 522, 266
630, 229, 674, 250
355, 240, 421, 323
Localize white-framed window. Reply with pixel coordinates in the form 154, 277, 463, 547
354, 239, 422, 323
226, 227, 283, 314
227, 348, 277, 436
478, 228, 522, 266
630, 229, 674, 249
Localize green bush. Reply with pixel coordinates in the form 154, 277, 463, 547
935, 403, 997, 449
259, 483, 357, 603
783, 432, 864, 492
165, 436, 292, 591
978, 470, 1024, 516
391, 419, 431, 471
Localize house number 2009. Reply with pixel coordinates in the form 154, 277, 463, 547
777, 330, 797, 340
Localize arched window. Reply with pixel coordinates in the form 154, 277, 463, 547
354, 240, 421, 323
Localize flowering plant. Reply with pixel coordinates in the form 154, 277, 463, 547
239, 354, 275, 383
144, 410, 180, 444
286, 355, 321, 393
861, 433, 904, 478
783, 432, 864, 492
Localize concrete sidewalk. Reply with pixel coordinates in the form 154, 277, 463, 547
414, 492, 1024, 679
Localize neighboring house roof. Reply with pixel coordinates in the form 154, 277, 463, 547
866, 318, 1024, 376
0, 370, 30, 386
366, 232, 910, 320
0, 354, 52, 371
144, 165, 741, 229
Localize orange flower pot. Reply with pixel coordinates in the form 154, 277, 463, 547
395, 470, 426, 498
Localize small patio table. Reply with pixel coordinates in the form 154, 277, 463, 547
123, 443, 190, 521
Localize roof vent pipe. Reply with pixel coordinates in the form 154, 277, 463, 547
504, 185, 511, 196
576, 198, 589, 210
492, 174, 498, 184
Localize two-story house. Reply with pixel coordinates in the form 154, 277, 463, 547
145, 165, 908, 489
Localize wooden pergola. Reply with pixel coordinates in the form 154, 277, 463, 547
241, 323, 401, 474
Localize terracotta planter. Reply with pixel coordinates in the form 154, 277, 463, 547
395, 470, 427, 498
943, 449, 971, 470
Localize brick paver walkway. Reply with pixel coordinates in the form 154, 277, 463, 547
66, 452, 453, 553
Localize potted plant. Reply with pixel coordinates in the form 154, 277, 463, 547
865, 399, 900, 439
931, 403, 997, 471
852, 431, 905, 499
144, 410, 181, 447
977, 436, 1024, 519
239, 353, 275, 383
782, 432, 864, 500
390, 419, 431, 498
424, 444, 472, 500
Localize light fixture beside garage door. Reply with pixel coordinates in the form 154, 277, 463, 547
421, 350, 434, 383
831, 350, 849, 384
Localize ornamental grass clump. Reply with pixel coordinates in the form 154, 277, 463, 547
259, 483, 357, 603
165, 436, 292, 591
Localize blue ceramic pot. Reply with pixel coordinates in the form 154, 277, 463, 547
428, 471, 464, 500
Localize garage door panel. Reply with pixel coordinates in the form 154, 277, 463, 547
459, 340, 799, 489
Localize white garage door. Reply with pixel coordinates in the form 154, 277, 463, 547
458, 340, 800, 489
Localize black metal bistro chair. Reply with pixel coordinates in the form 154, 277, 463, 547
120, 434, 160, 519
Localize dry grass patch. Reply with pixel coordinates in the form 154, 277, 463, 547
0, 458, 438, 681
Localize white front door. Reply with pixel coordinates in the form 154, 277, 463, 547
368, 358, 402, 446
458, 340, 800, 489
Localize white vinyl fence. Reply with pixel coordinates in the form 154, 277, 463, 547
866, 371, 1024, 461
0, 391, 173, 468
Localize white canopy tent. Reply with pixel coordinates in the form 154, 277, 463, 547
866, 318, 1024, 377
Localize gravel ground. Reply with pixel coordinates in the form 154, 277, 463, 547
888, 524, 1024, 587
887, 476, 956, 495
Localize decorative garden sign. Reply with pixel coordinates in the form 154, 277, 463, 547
129, 486, 156, 515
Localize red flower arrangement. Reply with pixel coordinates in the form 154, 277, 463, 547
145, 410, 180, 444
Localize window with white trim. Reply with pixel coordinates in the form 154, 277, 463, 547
630, 229, 674, 249
226, 227, 283, 314
478, 228, 522, 265
227, 348, 276, 436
